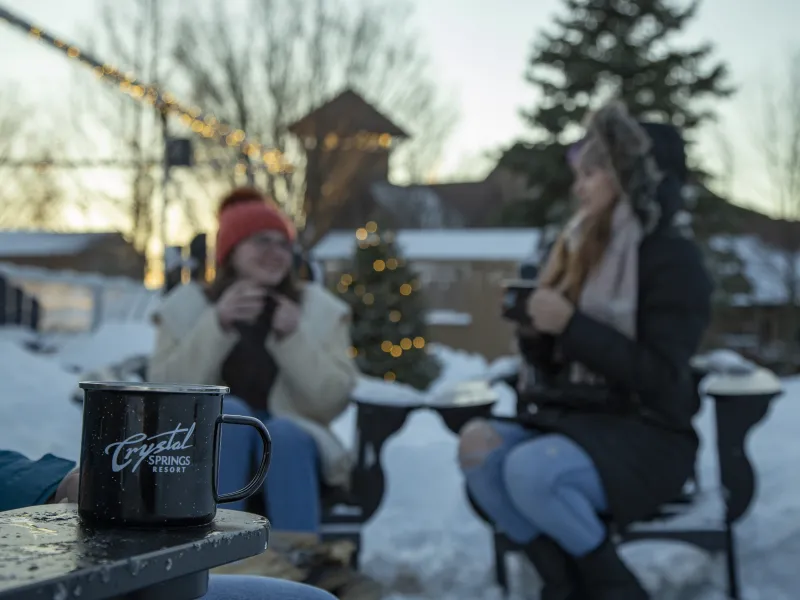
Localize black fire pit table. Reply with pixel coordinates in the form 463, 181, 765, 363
0, 504, 269, 600
351, 380, 499, 522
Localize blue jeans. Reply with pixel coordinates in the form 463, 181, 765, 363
206, 575, 335, 599
219, 397, 321, 533
460, 421, 608, 557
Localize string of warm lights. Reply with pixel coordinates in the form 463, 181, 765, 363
0, 5, 291, 174
339, 221, 427, 382
316, 131, 394, 152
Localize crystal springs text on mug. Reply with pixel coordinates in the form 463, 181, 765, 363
104, 423, 196, 474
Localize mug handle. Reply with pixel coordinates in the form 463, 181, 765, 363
213, 414, 272, 504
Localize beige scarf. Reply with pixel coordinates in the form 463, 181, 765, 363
557, 200, 643, 383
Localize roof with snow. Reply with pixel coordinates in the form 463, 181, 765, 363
0, 262, 144, 287
316, 228, 798, 306
0, 231, 122, 257
313, 229, 541, 262
711, 235, 800, 306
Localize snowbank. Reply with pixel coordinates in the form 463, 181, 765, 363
352, 377, 425, 406
0, 338, 82, 461
486, 354, 521, 382
55, 321, 156, 372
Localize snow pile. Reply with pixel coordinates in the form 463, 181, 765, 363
336, 346, 513, 452
0, 337, 83, 461
694, 349, 757, 374
314, 229, 541, 263
352, 377, 424, 406
0, 320, 157, 461
0, 325, 43, 349
486, 354, 522, 382
351, 345, 505, 407
55, 321, 156, 372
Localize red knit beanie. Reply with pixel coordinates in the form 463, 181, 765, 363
215, 188, 296, 265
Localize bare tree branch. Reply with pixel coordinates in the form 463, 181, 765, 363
0, 91, 26, 208
171, 0, 456, 232
57, 0, 452, 253
712, 125, 736, 201
759, 54, 800, 224
0, 92, 95, 228
748, 51, 800, 361
64, 0, 178, 252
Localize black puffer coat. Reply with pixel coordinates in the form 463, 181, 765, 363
519, 176, 713, 527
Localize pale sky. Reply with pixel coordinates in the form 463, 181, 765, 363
1, 0, 798, 218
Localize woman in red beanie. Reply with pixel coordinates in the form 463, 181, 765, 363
148, 187, 358, 537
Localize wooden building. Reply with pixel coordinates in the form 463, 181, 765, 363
314, 229, 540, 360
288, 89, 409, 247
0, 231, 146, 281
284, 87, 536, 248
703, 233, 800, 373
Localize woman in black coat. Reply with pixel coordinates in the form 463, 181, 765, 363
458, 102, 713, 600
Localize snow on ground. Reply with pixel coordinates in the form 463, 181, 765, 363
0, 323, 798, 599
0, 331, 83, 461
54, 321, 156, 372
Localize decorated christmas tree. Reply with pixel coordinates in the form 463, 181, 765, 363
337, 221, 440, 390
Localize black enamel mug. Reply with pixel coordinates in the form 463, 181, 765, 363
78, 382, 271, 528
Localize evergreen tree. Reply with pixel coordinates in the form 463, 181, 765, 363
499, 0, 734, 229
337, 222, 440, 389
498, 0, 750, 307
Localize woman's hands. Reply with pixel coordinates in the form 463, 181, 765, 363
216, 280, 301, 338
270, 293, 301, 338
216, 280, 267, 330
51, 467, 80, 504
527, 289, 575, 335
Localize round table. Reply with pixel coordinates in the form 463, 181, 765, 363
349, 394, 497, 523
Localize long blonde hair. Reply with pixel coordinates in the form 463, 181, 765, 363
539, 100, 656, 303
539, 135, 619, 303
539, 205, 616, 304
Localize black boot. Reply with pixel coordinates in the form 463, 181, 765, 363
523, 536, 584, 600
574, 538, 649, 600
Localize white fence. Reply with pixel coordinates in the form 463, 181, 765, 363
0, 263, 158, 332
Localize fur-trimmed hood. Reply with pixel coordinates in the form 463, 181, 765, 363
571, 101, 689, 235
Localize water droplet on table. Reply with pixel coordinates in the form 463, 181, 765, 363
52, 582, 68, 600
128, 558, 147, 576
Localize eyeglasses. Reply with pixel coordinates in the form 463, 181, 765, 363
249, 234, 293, 253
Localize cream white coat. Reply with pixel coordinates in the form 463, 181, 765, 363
148, 282, 358, 488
